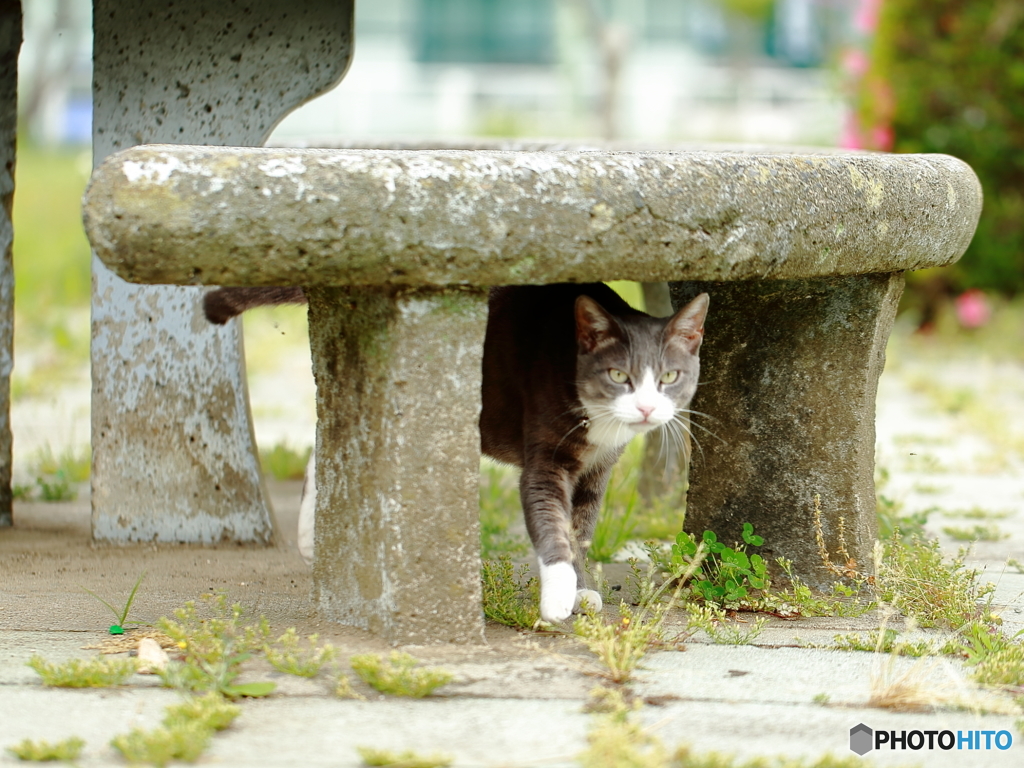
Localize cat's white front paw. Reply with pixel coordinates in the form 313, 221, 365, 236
538, 560, 577, 623
574, 589, 603, 615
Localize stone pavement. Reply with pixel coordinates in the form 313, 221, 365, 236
2, 323, 1023, 767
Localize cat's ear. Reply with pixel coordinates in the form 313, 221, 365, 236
575, 295, 622, 353
664, 293, 709, 355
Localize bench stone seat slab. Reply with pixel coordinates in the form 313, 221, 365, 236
84, 145, 981, 288
82, 144, 982, 641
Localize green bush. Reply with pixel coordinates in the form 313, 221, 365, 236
862, 1, 1024, 292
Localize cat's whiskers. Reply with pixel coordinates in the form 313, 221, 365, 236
664, 415, 699, 462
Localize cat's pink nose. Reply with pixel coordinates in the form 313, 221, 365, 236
637, 404, 655, 419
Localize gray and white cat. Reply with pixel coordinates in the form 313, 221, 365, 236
204, 283, 708, 624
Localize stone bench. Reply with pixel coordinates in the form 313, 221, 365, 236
82, 144, 982, 644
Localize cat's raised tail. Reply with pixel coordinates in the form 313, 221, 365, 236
203, 287, 306, 324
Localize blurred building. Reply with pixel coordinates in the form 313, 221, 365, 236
19, 0, 854, 147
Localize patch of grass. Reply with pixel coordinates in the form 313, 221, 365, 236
769, 558, 873, 619
350, 652, 452, 698
162, 692, 241, 731
27, 655, 136, 688
968, 630, 1024, 688
581, 686, 872, 768
685, 604, 768, 645
6, 736, 84, 762
942, 506, 1011, 520
911, 482, 948, 494
578, 686, 665, 768
575, 559, 699, 684
478, 460, 528, 559
258, 442, 310, 481
480, 554, 541, 629
866, 652, 968, 714
264, 629, 337, 678
831, 629, 961, 657
356, 747, 453, 768
16, 446, 91, 502
575, 602, 663, 684
13, 144, 92, 316
111, 721, 212, 767
590, 441, 646, 562
877, 533, 996, 630
335, 673, 366, 699
157, 594, 275, 699
941, 523, 1009, 542
875, 465, 932, 540
158, 594, 271, 666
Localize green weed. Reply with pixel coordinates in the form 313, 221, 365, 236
574, 602, 663, 684
111, 721, 212, 767
831, 629, 960, 657
480, 554, 540, 629
768, 558, 873, 618
13, 144, 92, 315
158, 594, 271, 666
941, 523, 1009, 542
575, 558, 699, 683
19, 445, 91, 502
652, 523, 767, 607
590, 441, 645, 562
335, 673, 366, 699
580, 686, 872, 768
6, 736, 84, 762
157, 594, 275, 699
350, 652, 453, 698
578, 686, 665, 768
942, 507, 1011, 520
356, 747, 453, 768
264, 628, 337, 677
877, 534, 995, 630
685, 604, 768, 645
27, 655, 136, 688
258, 442, 310, 481
875, 465, 932, 540
80, 571, 146, 634
162, 692, 241, 731
478, 460, 528, 558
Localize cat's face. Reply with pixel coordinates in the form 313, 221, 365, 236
574, 293, 709, 452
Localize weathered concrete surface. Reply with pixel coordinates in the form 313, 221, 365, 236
89, 1, 354, 542
670, 274, 904, 589
84, 146, 982, 288
0, 2, 17, 527
308, 287, 487, 644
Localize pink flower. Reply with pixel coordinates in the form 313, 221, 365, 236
955, 289, 991, 329
842, 49, 870, 77
854, 0, 883, 34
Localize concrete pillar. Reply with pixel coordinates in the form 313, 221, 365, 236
89, 1, 353, 542
669, 274, 904, 589
308, 286, 487, 645
0, 0, 17, 528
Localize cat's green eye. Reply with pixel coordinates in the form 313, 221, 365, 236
660, 370, 680, 385
608, 369, 629, 384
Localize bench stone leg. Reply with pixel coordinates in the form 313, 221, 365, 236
669, 274, 903, 589
89, 1, 353, 542
0, 3, 16, 528
308, 287, 487, 644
